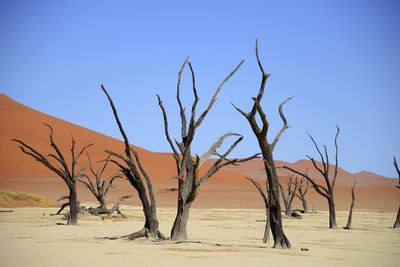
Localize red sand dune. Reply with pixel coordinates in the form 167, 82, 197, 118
0, 94, 398, 211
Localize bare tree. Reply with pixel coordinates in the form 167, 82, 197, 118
232, 40, 292, 249
344, 178, 356, 230
246, 177, 270, 243
12, 124, 92, 225
157, 57, 259, 241
296, 176, 310, 213
283, 126, 340, 229
279, 174, 299, 216
79, 152, 130, 216
393, 157, 400, 229
101, 85, 166, 240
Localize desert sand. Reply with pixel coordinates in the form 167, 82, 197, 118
0, 206, 399, 267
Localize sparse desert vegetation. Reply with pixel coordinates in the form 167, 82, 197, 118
0, 190, 53, 208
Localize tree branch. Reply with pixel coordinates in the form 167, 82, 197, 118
271, 97, 293, 151
12, 139, 65, 179
332, 125, 340, 188
101, 84, 133, 161
246, 176, 268, 206
195, 60, 244, 128
196, 132, 241, 169
176, 57, 189, 138
252, 97, 269, 137
282, 165, 329, 199
157, 94, 179, 159
43, 123, 71, 178
307, 132, 326, 174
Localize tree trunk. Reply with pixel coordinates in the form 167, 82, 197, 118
99, 196, 107, 209
284, 208, 291, 216
328, 197, 337, 229
263, 210, 270, 243
301, 197, 308, 213
68, 184, 78, 225
344, 180, 356, 230
394, 206, 400, 228
285, 199, 295, 216
134, 187, 159, 239
171, 201, 191, 241
265, 152, 291, 249
344, 202, 354, 230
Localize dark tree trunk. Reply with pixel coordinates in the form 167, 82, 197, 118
328, 196, 337, 229
393, 157, 400, 228
263, 211, 271, 243
394, 206, 400, 229
297, 177, 309, 213
171, 202, 191, 241
344, 179, 356, 230
245, 176, 271, 243
128, 183, 159, 239
264, 152, 291, 249
286, 201, 294, 216
68, 184, 78, 225
269, 201, 290, 249
284, 207, 290, 216
301, 198, 308, 213
99, 196, 107, 209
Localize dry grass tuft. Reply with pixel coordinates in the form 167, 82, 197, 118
0, 189, 53, 207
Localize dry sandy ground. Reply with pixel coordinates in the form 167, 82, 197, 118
0, 206, 399, 267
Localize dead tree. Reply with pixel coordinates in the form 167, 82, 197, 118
157, 57, 259, 241
296, 176, 310, 213
246, 177, 270, 243
101, 85, 166, 240
279, 174, 299, 216
393, 157, 400, 228
87, 195, 132, 216
232, 40, 292, 249
79, 152, 127, 215
12, 124, 92, 225
344, 178, 356, 230
283, 126, 340, 229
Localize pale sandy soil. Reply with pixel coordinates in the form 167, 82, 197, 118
0, 206, 399, 267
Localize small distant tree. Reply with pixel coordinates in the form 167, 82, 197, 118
279, 174, 299, 216
344, 178, 356, 230
283, 126, 340, 229
232, 40, 292, 249
12, 124, 92, 225
157, 57, 258, 241
246, 177, 270, 243
393, 157, 400, 229
296, 176, 310, 213
79, 152, 131, 216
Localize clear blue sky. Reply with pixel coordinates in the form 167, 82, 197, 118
1, 0, 399, 178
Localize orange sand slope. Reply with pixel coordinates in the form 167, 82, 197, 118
0, 94, 397, 211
